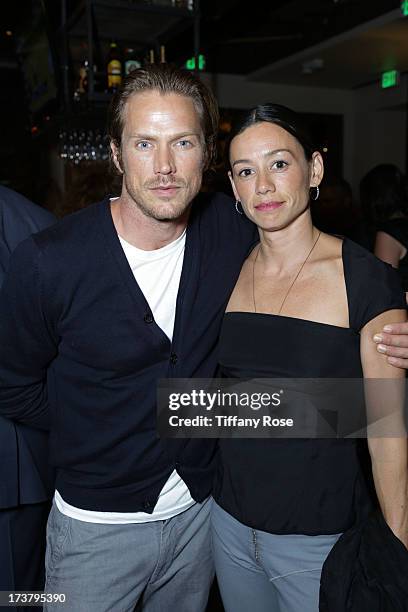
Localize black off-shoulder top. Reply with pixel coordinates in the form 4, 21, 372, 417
214, 239, 406, 535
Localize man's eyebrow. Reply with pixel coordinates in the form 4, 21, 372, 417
129, 132, 201, 140
130, 133, 153, 140
232, 148, 293, 167
171, 132, 202, 140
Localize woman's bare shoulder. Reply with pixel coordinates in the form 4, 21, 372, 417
313, 232, 344, 275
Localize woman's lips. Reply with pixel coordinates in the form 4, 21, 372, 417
254, 201, 284, 211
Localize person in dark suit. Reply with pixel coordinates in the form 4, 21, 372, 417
0, 186, 55, 608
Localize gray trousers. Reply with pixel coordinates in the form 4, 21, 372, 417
44, 498, 213, 612
211, 501, 341, 612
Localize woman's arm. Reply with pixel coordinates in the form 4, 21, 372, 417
374, 231, 406, 268
361, 308, 408, 548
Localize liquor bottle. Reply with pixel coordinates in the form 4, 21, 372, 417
78, 59, 89, 94
106, 41, 122, 92
73, 42, 88, 104
124, 48, 141, 75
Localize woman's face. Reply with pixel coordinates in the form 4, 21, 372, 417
229, 121, 323, 232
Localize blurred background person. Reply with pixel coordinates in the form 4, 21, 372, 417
311, 174, 369, 247
0, 185, 55, 611
360, 164, 408, 290
56, 161, 121, 218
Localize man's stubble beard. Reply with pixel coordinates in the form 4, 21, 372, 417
123, 174, 202, 223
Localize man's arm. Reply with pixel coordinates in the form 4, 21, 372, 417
0, 237, 58, 430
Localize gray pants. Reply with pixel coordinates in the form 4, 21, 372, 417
211, 501, 341, 612
44, 498, 213, 612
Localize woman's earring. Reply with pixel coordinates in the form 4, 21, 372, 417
235, 200, 244, 215
310, 185, 320, 201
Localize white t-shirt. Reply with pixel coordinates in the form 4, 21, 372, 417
55, 228, 195, 523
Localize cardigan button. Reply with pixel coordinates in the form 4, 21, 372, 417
144, 313, 154, 324
170, 353, 178, 365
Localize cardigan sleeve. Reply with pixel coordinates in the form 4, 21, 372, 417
0, 236, 58, 429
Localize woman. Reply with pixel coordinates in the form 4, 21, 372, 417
360, 164, 408, 290
211, 104, 408, 612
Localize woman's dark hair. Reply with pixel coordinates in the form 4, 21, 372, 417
360, 164, 408, 224
228, 103, 316, 162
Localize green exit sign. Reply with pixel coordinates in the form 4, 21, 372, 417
381, 70, 399, 89
185, 54, 205, 71
402, 0, 408, 16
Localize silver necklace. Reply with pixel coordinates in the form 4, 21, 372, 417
252, 231, 321, 314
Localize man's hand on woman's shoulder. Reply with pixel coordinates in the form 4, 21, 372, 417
374, 297, 408, 369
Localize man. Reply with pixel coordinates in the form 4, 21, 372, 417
0, 186, 55, 609
0, 65, 255, 612
0, 65, 407, 612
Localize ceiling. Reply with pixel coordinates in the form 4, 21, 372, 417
0, 0, 406, 197
0, 0, 405, 123
199, 0, 403, 76
1, 0, 405, 80
249, 8, 408, 89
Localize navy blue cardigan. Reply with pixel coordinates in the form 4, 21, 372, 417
0, 192, 256, 512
